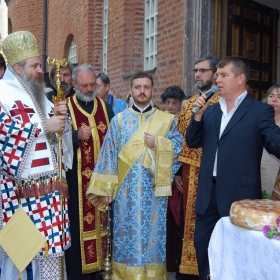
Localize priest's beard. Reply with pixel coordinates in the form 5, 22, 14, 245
195, 78, 213, 91
20, 70, 47, 116
75, 87, 97, 103
53, 82, 72, 96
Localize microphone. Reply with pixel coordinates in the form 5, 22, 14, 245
191, 85, 219, 114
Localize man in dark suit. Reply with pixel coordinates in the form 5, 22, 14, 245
186, 56, 280, 280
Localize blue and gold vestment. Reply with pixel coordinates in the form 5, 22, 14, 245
87, 106, 183, 279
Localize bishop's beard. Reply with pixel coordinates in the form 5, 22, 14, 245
20, 71, 47, 117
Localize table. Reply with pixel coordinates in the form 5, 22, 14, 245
208, 217, 280, 280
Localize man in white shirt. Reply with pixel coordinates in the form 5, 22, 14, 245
186, 56, 280, 280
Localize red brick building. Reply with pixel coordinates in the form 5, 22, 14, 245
4, 0, 280, 106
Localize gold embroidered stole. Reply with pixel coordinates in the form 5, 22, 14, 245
68, 95, 110, 273
177, 93, 220, 275
117, 109, 174, 198
87, 109, 175, 210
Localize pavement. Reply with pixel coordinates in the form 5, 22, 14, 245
168, 272, 176, 279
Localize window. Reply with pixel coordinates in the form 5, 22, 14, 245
103, 0, 109, 73
144, 0, 157, 71
68, 38, 78, 64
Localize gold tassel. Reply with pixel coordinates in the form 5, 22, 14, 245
18, 272, 22, 280
179, 265, 199, 275
44, 241, 49, 257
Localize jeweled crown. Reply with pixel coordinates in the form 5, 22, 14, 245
2, 30, 39, 66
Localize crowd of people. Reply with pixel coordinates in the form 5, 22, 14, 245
0, 30, 280, 280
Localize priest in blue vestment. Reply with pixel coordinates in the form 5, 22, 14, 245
87, 71, 183, 280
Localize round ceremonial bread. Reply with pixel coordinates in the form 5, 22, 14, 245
229, 199, 280, 231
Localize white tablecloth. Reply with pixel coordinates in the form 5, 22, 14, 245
208, 217, 280, 280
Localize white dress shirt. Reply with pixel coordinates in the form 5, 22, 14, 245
213, 91, 247, 176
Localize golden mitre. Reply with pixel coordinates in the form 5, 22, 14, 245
2, 30, 39, 66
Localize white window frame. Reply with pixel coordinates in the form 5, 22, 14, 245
144, 0, 158, 71
68, 38, 78, 64
103, 0, 109, 73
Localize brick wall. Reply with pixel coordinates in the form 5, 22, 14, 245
156, 0, 185, 106
105, 0, 146, 100
6, 0, 186, 108
105, 0, 185, 107
6, 0, 103, 71
47, 0, 103, 70
7, 0, 44, 53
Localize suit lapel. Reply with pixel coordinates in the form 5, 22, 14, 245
220, 94, 251, 138
213, 104, 222, 138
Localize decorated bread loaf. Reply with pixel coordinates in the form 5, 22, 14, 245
229, 199, 280, 231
